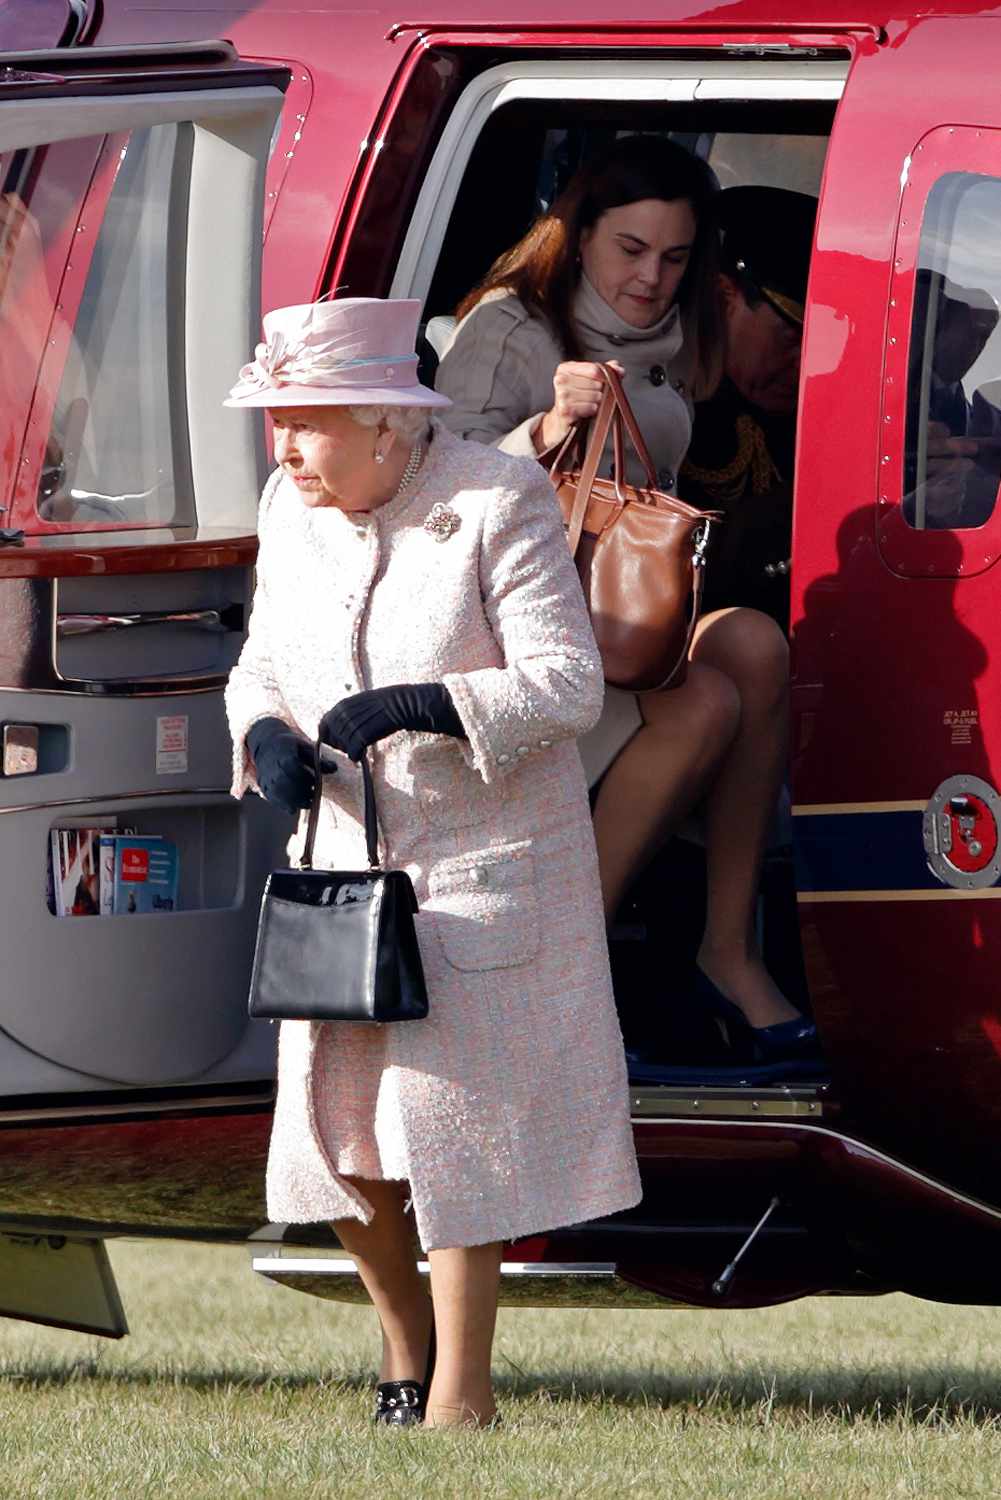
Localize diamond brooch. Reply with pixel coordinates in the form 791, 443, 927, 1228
423, 502, 460, 542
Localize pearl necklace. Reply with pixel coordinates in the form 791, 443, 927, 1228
392, 441, 425, 500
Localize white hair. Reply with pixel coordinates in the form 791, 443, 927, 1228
347, 404, 433, 443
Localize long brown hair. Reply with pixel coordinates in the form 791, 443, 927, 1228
456, 135, 724, 398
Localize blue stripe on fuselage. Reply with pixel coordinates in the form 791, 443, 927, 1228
793, 810, 937, 893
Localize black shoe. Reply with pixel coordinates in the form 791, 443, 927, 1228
373, 1317, 436, 1428
374, 1379, 425, 1427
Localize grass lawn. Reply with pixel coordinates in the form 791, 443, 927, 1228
0, 1240, 998, 1499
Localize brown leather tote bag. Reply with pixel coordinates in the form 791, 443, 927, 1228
547, 364, 722, 692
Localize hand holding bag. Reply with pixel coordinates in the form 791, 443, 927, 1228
247, 747, 429, 1023
547, 363, 723, 692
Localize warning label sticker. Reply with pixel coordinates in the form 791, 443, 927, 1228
156, 715, 189, 775
943, 708, 978, 746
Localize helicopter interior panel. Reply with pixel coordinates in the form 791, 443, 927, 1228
0, 67, 293, 1095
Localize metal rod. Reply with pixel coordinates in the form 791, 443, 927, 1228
56, 607, 238, 637
711, 1194, 781, 1297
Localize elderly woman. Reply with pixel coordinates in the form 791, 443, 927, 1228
437, 135, 815, 1059
224, 296, 641, 1429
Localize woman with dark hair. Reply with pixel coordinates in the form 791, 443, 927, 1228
437, 135, 816, 1061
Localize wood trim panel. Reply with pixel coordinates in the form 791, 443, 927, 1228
0, 529, 258, 581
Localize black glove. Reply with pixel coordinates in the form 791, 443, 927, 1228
318, 683, 465, 762
246, 717, 322, 815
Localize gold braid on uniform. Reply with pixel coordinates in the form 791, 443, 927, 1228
680, 413, 781, 505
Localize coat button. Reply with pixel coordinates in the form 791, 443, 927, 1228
649, 364, 667, 386
497, 752, 510, 765
515, 745, 529, 755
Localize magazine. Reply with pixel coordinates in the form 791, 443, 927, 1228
50, 826, 108, 917
99, 833, 117, 916
48, 823, 174, 915
109, 835, 180, 914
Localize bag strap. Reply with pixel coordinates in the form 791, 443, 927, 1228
302, 744, 380, 870
602, 364, 659, 490
554, 364, 663, 555
564, 380, 618, 556
359, 755, 380, 869
647, 519, 712, 690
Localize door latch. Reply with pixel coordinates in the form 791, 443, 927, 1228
1, 724, 39, 777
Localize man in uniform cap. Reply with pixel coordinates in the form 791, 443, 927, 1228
680, 185, 818, 631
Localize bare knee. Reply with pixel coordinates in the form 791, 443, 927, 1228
693, 608, 789, 709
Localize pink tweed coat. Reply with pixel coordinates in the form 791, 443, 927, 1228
226, 420, 641, 1250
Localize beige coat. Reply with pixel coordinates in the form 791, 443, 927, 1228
436, 278, 695, 779
226, 422, 641, 1250
436, 276, 693, 488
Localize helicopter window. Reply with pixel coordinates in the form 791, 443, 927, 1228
904, 171, 1001, 531
34, 124, 195, 529
706, 131, 827, 196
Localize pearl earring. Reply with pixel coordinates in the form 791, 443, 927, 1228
374, 451, 386, 465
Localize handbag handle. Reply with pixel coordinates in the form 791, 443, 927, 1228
302, 744, 380, 871
602, 363, 660, 491
551, 365, 661, 557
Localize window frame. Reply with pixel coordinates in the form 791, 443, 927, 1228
388, 56, 847, 308
878, 125, 1001, 579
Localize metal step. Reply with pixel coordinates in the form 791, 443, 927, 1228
630, 1083, 825, 1118
0, 1229, 127, 1337
251, 1256, 671, 1308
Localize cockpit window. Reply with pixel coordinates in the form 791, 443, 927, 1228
904, 171, 1001, 531
36, 124, 195, 529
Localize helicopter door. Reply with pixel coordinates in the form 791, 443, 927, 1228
791, 20, 1001, 1186
0, 47, 293, 1095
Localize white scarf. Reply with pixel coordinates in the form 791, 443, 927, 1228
571, 274, 692, 491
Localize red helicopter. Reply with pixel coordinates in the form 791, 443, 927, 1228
1, 0, 1000, 1339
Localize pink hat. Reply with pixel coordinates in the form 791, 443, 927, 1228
223, 297, 452, 409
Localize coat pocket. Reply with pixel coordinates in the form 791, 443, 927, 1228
426, 840, 539, 972
409, 737, 499, 834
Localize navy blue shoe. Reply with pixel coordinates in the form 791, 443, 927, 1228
692, 966, 822, 1065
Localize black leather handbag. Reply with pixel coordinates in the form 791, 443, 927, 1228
247, 746, 429, 1023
